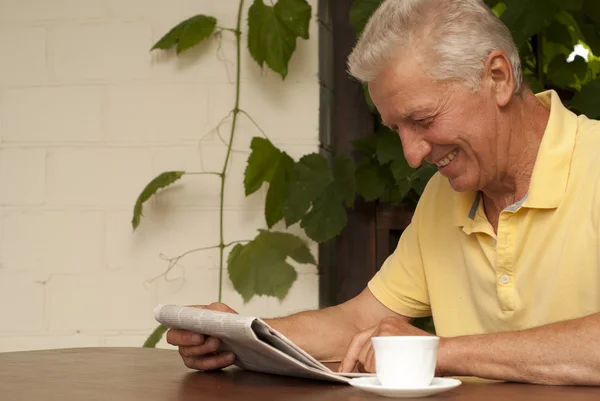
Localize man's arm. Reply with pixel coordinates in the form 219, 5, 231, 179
266, 288, 412, 362
438, 313, 600, 385
167, 287, 411, 370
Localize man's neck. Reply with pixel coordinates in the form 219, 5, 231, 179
482, 89, 551, 213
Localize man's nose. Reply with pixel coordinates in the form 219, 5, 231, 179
398, 130, 430, 169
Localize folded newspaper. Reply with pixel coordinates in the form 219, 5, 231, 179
154, 304, 374, 383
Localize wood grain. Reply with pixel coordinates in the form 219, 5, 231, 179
1, 347, 599, 401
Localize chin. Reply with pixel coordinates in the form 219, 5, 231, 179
447, 177, 476, 193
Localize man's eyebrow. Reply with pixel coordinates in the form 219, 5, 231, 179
401, 106, 431, 119
382, 106, 434, 128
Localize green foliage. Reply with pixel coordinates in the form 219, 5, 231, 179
143, 324, 168, 347
228, 230, 315, 302
248, 0, 312, 79
151, 15, 217, 54
501, 0, 558, 46
245, 137, 295, 228
132, 171, 184, 230
571, 79, 600, 118
350, 0, 384, 37
353, 127, 435, 206
284, 153, 356, 243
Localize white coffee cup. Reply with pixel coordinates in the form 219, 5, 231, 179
371, 336, 439, 388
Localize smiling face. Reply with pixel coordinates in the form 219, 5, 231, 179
369, 53, 510, 193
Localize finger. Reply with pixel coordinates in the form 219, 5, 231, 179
357, 339, 372, 369
167, 329, 204, 346
182, 352, 236, 371
339, 326, 377, 373
178, 337, 222, 358
208, 302, 238, 314
364, 346, 376, 373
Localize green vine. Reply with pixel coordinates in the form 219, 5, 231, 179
134, 0, 318, 346
217, 0, 245, 303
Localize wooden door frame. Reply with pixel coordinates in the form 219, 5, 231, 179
317, 0, 413, 308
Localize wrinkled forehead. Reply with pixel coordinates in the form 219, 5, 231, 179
368, 55, 443, 114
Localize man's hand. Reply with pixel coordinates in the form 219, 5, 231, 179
166, 302, 238, 371
338, 316, 434, 373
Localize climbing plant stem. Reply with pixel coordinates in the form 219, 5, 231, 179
218, 0, 245, 302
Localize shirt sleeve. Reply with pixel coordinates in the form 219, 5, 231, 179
367, 218, 432, 318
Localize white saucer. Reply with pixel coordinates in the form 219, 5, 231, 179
349, 377, 462, 398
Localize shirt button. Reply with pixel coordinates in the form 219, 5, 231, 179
500, 274, 510, 284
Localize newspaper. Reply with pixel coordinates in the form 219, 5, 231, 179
153, 304, 374, 383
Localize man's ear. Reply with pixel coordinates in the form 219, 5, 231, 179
485, 50, 514, 107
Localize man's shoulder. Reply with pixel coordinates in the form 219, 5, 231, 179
415, 171, 468, 221
573, 115, 600, 165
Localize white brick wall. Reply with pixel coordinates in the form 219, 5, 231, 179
0, 0, 320, 352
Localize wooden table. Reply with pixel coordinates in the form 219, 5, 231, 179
1, 347, 599, 400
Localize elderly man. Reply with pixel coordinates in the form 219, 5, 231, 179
167, 0, 600, 385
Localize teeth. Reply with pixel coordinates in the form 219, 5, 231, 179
436, 149, 458, 168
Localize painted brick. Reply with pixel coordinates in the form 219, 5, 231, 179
1, 86, 104, 142
0, 272, 45, 333
0, 210, 105, 274
0, 0, 108, 21
0, 148, 46, 206
151, 146, 221, 208
51, 22, 153, 82
152, 143, 263, 210
106, 84, 210, 142
156, 264, 220, 307
242, 81, 319, 142
0, 26, 47, 85
105, 210, 220, 277
108, 0, 207, 19
47, 272, 157, 332
46, 148, 153, 207
0, 0, 320, 353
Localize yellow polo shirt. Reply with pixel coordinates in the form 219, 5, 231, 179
368, 90, 600, 337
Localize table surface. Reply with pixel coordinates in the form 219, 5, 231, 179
1, 347, 600, 401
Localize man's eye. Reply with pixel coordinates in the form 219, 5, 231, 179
415, 118, 434, 128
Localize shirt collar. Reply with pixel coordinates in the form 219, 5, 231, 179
522, 90, 579, 209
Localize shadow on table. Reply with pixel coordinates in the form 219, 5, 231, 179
175, 367, 358, 401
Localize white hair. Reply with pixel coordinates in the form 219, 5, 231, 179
347, 0, 523, 93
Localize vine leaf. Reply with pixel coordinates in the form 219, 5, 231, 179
151, 15, 217, 54
350, 0, 384, 37
132, 171, 185, 230
284, 153, 355, 243
571, 79, 600, 119
411, 164, 437, 195
584, 0, 600, 23
501, 0, 557, 46
354, 128, 436, 204
247, 0, 312, 79
376, 127, 404, 164
244, 137, 295, 228
547, 54, 588, 87
355, 157, 387, 201
142, 324, 168, 348
227, 230, 315, 302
